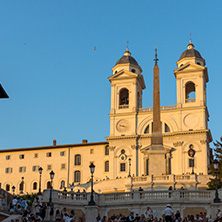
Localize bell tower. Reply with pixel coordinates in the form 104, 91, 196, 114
174, 41, 208, 108
108, 48, 146, 137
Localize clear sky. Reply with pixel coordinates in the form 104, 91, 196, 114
0, 1, 221, 149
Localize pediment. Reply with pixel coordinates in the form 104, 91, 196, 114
108, 69, 138, 81
174, 62, 205, 74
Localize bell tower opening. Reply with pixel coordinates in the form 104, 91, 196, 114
119, 88, 129, 109
185, 81, 196, 103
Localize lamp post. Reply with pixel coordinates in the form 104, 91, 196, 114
88, 163, 95, 205
38, 167, 43, 195
213, 159, 221, 203
12, 186, 15, 196
128, 158, 131, 177
20, 177, 24, 194
48, 171, 55, 206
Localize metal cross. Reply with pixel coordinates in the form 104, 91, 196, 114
154, 46, 159, 64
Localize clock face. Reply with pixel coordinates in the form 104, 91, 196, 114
116, 119, 129, 132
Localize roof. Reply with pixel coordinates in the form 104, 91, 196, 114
0, 84, 9, 98
179, 41, 203, 60
115, 49, 139, 66
0, 141, 108, 153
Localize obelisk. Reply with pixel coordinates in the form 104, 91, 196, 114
147, 47, 166, 175
151, 47, 163, 147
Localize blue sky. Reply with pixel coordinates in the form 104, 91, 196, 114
0, 1, 221, 149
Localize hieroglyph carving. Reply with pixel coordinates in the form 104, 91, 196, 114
173, 141, 184, 147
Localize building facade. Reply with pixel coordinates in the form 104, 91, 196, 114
0, 41, 212, 194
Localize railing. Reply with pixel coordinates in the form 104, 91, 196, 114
185, 98, 196, 103
58, 192, 87, 201
139, 105, 177, 112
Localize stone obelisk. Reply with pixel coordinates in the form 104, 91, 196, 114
147, 47, 166, 175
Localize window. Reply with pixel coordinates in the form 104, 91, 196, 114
19, 182, 24, 192
6, 155, 10, 160
6, 184, 10, 191
120, 163, 126, 172
61, 164, 66, 169
47, 181, 51, 189
189, 159, 195, 168
119, 88, 129, 108
105, 146, 109, 155
131, 69, 136, 73
185, 81, 196, 103
165, 123, 170, 133
60, 151, 65, 156
144, 125, 150, 134
75, 155, 81, 165
34, 153, 38, 158
146, 159, 149, 175
74, 171, 81, 182
47, 165, 52, 170
5, 168, 13, 173
33, 182, 37, 190
105, 161, 109, 172
60, 180, 65, 189
32, 166, 39, 172
90, 149, 94, 154
46, 152, 52, 157
19, 154, 24, 159
19, 167, 26, 173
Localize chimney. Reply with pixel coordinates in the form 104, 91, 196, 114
53, 140, 56, 146
82, 139, 88, 144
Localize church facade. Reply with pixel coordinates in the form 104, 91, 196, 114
0, 41, 212, 194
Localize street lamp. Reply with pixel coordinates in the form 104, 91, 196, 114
20, 177, 24, 194
48, 171, 55, 206
128, 158, 131, 177
38, 167, 43, 195
12, 186, 15, 195
88, 163, 95, 205
213, 159, 221, 203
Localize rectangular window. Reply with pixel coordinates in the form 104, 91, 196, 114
61, 164, 66, 169
19, 154, 24, 159
46, 152, 52, 157
105, 161, 109, 172
60, 151, 65, 156
32, 166, 39, 172
19, 167, 26, 173
90, 149, 94, 154
5, 168, 13, 173
6, 155, 11, 160
189, 159, 194, 168
120, 163, 126, 172
47, 165, 52, 170
105, 146, 109, 155
34, 153, 38, 158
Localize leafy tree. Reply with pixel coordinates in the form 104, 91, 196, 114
207, 137, 222, 189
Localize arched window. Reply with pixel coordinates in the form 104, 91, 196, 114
105, 161, 109, 172
144, 125, 150, 134
47, 181, 51, 189
75, 154, 81, 165
105, 146, 109, 155
185, 81, 196, 103
164, 123, 170, 132
6, 184, 10, 191
60, 180, 65, 189
119, 88, 129, 108
33, 182, 37, 190
74, 171, 81, 183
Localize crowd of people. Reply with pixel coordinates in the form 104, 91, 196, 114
94, 205, 213, 222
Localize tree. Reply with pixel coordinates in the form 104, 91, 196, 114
207, 137, 222, 189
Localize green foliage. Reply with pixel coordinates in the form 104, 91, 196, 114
207, 137, 222, 189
